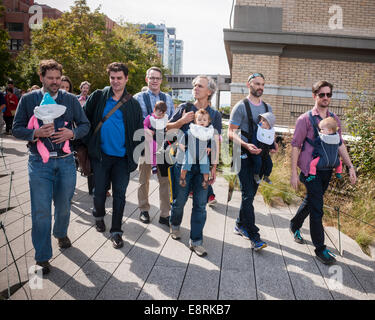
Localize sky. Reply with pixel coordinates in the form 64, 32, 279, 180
37, 0, 234, 75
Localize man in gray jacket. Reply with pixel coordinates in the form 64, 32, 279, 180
13, 59, 90, 275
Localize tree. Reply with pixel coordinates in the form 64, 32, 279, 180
0, 0, 13, 86
12, 0, 166, 93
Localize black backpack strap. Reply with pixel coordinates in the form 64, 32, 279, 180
159, 92, 167, 102
263, 101, 269, 113
241, 98, 254, 143
142, 92, 153, 116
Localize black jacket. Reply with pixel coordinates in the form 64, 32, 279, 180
83, 86, 143, 172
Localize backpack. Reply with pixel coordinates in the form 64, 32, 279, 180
142, 91, 167, 116
241, 98, 269, 155
303, 111, 341, 170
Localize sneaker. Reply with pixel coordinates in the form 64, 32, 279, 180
159, 216, 170, 227
207, 195, 217, 206
234, 225, 250, 240
306, 175, 316, 182
316, 249, 336, 265
251, 239, 267, 251
152, 166, 158, 174
170, 227, 181, 240
189, 244, 207, 257
35, 261, 51, 275
57, 236, 72, 249
290, 227, 304, 244
139, 211, 150, 224
95, 219, 106, 233
111, 234, 124, 249
263, 176, 272, 184
336, 173, 342, 179
254, 174, 261, 184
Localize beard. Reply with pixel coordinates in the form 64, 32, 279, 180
250, 85, 263, 97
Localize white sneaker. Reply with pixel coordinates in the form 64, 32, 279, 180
189, 244, 207, 257
170, 227, 181, 240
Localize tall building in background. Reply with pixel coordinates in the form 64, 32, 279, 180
139, 23, 183, 74
169, 38, 183, 74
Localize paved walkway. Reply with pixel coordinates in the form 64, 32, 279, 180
1, 134, 374, 300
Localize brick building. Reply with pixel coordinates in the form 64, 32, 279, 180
1, 0, 62, 53
224, 0, 375, 128
1, 0, 116, 54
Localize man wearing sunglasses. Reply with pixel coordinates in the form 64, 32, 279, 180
228, 72, 274, 251
290, 80, 357, 265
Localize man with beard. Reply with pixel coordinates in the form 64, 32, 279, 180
289, 80, 356, 265
228, 73, 276, 251
12, 59, 90, 275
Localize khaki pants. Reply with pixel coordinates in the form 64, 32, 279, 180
137, 157, 170, 218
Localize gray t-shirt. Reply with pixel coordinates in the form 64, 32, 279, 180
229, 98, 272, 143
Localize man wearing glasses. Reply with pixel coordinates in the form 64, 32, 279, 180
134, 67, 175, 226
228, 72, 274, 251
290, 80, 357, 265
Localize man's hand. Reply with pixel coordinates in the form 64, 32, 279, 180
209, 166, 216, 185
349, 167, 357, 185
181, 110, 195, 124
34, 123, 55, 138
246, 143, 262, 155
290, 172, 299, 190
51, 127, 74, 144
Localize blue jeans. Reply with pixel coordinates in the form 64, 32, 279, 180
170, 163, 208, 246
91, 153, 130, 235
28, 153, 76, 262
290, 170, 332, 254
237, 156, 264, 242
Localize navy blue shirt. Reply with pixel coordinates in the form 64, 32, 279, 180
100, 97, 126, 157
170, 103, 222, 135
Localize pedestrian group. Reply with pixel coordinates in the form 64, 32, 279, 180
7, 59, 357, 275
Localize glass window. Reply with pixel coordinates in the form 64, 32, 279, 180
7, 23, 24, 32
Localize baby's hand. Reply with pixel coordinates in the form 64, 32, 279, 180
207, 148, 211, 154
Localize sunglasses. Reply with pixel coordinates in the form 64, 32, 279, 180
317, 92, 332, 98
248, 73, 264, 82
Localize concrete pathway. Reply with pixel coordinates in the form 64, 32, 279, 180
1, 134, 374, 300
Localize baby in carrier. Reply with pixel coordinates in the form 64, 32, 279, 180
179, 109, 214, 190
252, 112, 276, 184
143, 101, 169, 174
307, 116, 342, 182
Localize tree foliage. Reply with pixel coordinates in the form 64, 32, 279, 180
345, 92, 375, 178
0, 0, 13, 85
11, 0, 167, 93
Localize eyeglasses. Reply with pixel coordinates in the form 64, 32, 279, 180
248, 73, 264, 82
317, 92, 332, 98
148, 77, 162, 81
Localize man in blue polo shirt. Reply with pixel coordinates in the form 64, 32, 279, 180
84, 62, 143, 249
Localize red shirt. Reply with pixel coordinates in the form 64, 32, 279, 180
4, 93, 19, 117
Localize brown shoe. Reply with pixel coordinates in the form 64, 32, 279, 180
57, 236, 71, 249
36, 261, 51, 275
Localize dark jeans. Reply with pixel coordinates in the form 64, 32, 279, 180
290, 170, 332, 254
91, 153, 130, 235
253, 153, 273, 177
4, 115, 14, 133
237, 156, 264, 241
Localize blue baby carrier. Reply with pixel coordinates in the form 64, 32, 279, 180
304, 111, 341, 173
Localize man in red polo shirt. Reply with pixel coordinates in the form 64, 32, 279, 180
290, 80, 356, 265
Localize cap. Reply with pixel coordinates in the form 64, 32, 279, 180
248, 73, 264, 82
259, 112, 276, 129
